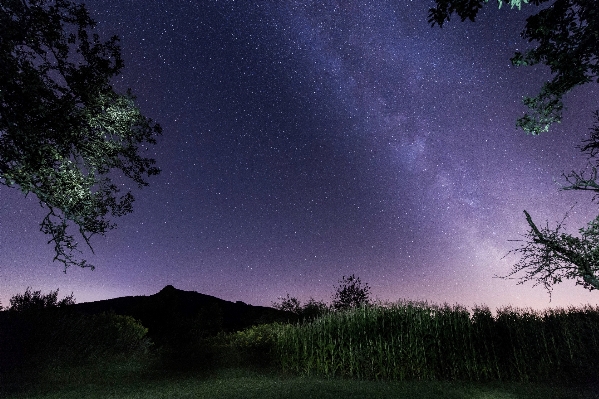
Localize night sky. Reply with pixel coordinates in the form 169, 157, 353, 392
2, 1, 599, 315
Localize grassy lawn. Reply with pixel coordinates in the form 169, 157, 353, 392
3, 302, 599, 398
4, 360, 597, 399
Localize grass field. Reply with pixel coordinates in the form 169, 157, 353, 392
274, 301, 599, 384
4, 359, 599, 399
3, 300, 599, 398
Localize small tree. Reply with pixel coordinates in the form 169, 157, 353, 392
8, 287, 75, 313
331, 274, 371, 311
272, 293, 301, 314
301, 297, 330, 320
272, 294, 330, 321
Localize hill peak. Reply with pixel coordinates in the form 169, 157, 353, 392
158, 284, 178, 294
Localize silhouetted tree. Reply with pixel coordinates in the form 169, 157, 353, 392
503, 210, 599, 298
7, 287, 75, 312
331, 274, 371, 311
272, 294, 329, 321
499, 116, 599, 297
430, 0, 599, 296
429, 0, 598, 135
1, 0, 161, 270
300, 297, 330, 320
272, 294, 301, 314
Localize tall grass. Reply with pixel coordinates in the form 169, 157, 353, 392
274, 300, 599, 385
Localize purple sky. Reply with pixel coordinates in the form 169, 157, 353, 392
2, 1, 599, 315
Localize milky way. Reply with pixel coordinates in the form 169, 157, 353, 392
2, 1, 599, 314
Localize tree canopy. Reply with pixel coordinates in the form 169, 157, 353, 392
331, 274, 372, 311
430, 0, 599, 135
0, 0, 161, 270
430, 0, 599, 296
501, 114, 599, 297
7, 287, 75, 312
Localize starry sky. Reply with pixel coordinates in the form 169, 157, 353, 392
2, 0, 599, 315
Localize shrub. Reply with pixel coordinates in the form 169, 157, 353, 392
272, 294, 301, 314
7, 287, 75, 313
217, 323, 284, 368
331, 274, 371, 311
78, 311, 152, 359
0, 308, 152, 378
272, 295, 330, 322
300, 298, 330, 321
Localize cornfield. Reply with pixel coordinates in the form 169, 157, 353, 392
273, 300, 599, 384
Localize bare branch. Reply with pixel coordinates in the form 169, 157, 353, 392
498, 210, 599, 301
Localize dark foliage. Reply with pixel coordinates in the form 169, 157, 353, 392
272, 294, 330, 322
429, 0, 598, 135
277, 301, 599, 386
300, 297, 330, 320
500, 209, 599, 297
331, 274, 372, 311
0, 0, 161, 270
0, 307, 151, 391
272, 293, 301, 314
7, 286, 75, 312
430, 0, 599, 296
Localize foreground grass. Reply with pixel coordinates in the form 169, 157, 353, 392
4, 359, 598, 399
275, 302, 599, 383
3, 301, 599, 398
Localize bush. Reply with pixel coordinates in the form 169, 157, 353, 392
207, 323, 284, 369
0, 308, 152, 381
56, 311, 152, 363
7, 287, 75, 312
331, 274, 371, 311
300, 298, 330, 321
272, 294, 330, 323
272, 294, 301, 314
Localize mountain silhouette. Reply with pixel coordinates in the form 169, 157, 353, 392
66, 285, 298, 345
